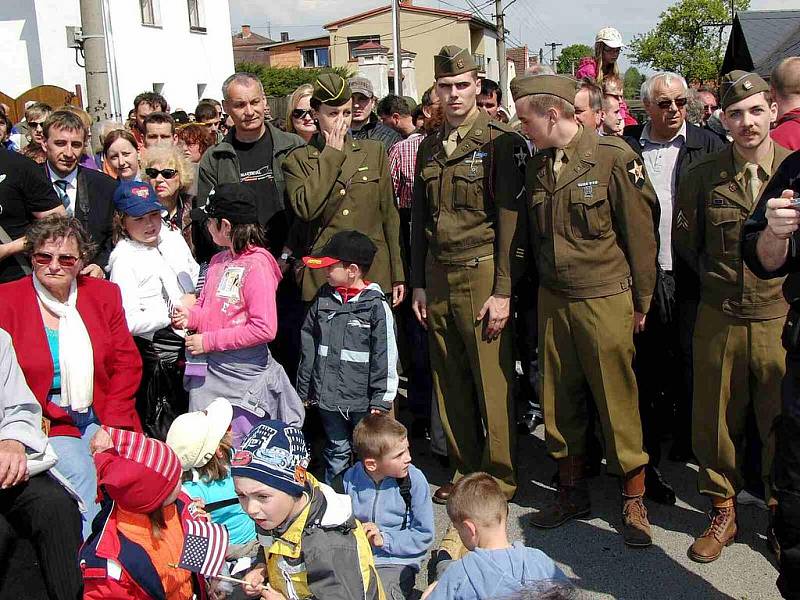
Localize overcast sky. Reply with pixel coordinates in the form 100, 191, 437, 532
229, 0, 797, 71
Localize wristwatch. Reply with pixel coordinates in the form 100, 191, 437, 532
280, 252, 295, 264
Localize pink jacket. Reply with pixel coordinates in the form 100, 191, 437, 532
187, 246, 281, 352
575, 57, 638, 126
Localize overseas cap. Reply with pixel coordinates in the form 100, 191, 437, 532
511, 74, 577, 105
434, 45, 477, 78
313, 73, 352, 106
719, 70, 769, 111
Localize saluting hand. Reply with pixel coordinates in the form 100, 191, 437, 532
478, 294, 510, 341
766, 190, 800, 240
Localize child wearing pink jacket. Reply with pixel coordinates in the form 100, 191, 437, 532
173, 183, 282, 445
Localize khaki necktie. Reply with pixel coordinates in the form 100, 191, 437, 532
553, 149, 566, 180
443, 128, 460, 157
745, 163, 763, 202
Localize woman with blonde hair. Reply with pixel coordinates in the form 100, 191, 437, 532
141, 144, 196, 252
286, 83, 317, 143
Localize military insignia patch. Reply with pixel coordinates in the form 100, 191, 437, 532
676, 209, 689, 231
514, 146, 528, 168
456, 59, 464, 69
627, 159, 645, 189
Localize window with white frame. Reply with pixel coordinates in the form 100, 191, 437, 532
302, 47, 330, 68
188, 0, 206, 32
140, 0, 160, 26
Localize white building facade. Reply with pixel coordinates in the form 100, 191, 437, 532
0, 0, 234, 119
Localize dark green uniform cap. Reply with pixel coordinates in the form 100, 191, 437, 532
434, 45, 477, 78
510, 74, 577, 104
719, 70, 769, 111
313, 74, 352, 107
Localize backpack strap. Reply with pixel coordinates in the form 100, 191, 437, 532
396, 475, 413, 530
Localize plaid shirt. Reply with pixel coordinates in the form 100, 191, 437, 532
388, 133, 424, 209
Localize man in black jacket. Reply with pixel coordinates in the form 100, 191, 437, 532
623, 72, 726, 502
42, 110, 116, 276
349, 77, 402, 152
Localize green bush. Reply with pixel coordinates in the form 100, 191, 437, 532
235, 62, 356, 97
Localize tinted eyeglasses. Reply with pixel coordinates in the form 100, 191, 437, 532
145, 167, 178, 179
29, 121, 45, 129
291, 109, 313, 120
32, 252, 80, 267
656, 97, 688, 110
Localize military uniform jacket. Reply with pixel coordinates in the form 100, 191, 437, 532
410, 110, 528, 296
524, 127, 658, 313
283, 134, 404, 301
673, 143, 791, 320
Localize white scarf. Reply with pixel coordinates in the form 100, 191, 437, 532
33, 276, 94, 413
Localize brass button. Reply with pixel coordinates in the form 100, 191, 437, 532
339, 189, 346, 196
362, 176, 368, 181
342, 209, 350, 216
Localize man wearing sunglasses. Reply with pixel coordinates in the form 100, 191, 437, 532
623, 73, 726, 503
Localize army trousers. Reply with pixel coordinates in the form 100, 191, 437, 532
538, 286, 648, 476
425, 255, 517, 498
692, 302, 785, 501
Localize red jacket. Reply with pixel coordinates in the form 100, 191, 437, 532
0, 275, 142, 437
772, 107, 800, 151
80, 493, 208, 600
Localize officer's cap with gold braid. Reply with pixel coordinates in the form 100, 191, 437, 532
434, 45, 478, 78
313, 73, 352, 107
510, 74, 578, 105
719, 70, 769, 111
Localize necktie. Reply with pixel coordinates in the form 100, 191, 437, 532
54, 180, 71, 214
745, 163, 763, 203
553, 149, 566, 180
443, 128, 460, 157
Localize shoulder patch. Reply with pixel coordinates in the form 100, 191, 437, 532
627, 158, 646, 189
675, 209, 689, 231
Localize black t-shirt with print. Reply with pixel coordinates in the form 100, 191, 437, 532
0, 149, 61, 283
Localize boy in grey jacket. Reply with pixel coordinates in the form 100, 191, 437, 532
297, 230, 399, 483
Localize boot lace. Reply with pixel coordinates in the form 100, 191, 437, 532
623, 496, 648, 523
703, 507, 733, 540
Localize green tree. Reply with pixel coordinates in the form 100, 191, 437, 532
623, 67, 645, 99
628, 0, 749, 82
557, 44, 593, 75
235, 62, 355, 97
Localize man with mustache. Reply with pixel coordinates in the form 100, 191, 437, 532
673, 70, 791, 563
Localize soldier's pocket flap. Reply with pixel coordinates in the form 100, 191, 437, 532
529, 190, 547, 207
708, 207, 740, 226
568, 184, 608, 207
420, 165, 439, 181
350, 171, 381, 185
452, 169, 483, 184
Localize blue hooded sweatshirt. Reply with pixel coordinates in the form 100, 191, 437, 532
427, 542, 568, 600
343, 462, 434, 570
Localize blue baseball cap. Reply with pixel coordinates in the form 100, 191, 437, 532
113, 181, 165, 217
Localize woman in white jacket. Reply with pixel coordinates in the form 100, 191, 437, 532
108, 180, 199, 439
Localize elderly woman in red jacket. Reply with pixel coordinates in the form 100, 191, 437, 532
0, 215, 141, 539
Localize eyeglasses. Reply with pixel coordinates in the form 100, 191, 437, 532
29, 121, 45, 129
291, 109, 313, 120
145, 167, 178, 179
656, 97, 688, 110
32, 252, 80, 267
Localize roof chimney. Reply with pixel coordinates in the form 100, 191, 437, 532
280, 32, 290, 42
400, 0, 413, 4
241, 25, 251, 38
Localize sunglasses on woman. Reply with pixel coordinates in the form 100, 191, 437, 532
291, 109, 313, 120
656, 97, 688, 110
32, 252, 80, 267
145, 167, 178, 179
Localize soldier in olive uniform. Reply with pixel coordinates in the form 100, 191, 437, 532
283, 74, 405, 305
512, 75, 658, 547
673, 71, 789, 563
410, 46, 527, 506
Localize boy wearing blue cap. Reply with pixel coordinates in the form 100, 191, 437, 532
232, 420, 385, 599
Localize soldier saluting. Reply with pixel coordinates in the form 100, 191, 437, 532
512, 74, 658, 547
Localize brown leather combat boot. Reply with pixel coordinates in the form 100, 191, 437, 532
621, 466, 652, 547
530, 456, 591, 529
688, 498, 737, 563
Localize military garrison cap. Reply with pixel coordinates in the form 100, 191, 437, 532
313, 74, 352, 107
434, 45, 477, 78
719, 70, 769, 111
510, 74, 577, 105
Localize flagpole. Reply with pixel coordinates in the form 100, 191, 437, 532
168, 564, 266, 592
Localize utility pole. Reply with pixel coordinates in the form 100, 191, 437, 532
391, 0, 402, 95
79, 0, 113, 133
496, 0, 507, 102
545, 42, 562, 69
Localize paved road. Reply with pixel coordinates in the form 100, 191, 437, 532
412, 426, 781, 600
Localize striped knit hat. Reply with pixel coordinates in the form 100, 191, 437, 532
95, 427, 183, 513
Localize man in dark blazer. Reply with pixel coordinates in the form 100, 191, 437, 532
42, 110, 117, 276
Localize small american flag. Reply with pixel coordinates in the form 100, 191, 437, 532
178, 520, 229, 577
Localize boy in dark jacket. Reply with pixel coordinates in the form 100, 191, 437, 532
297, 230, 399, 483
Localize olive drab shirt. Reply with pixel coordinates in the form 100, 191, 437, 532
410, 110, 528, 296
283, 134, 404, 301
673, 142, 792, 320
523, 126, 658, 313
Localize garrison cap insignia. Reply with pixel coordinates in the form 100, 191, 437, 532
456, 59, 464, 69
627, 158, 645, 189
743, 80, 753, 90
676, 209, 689, 231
